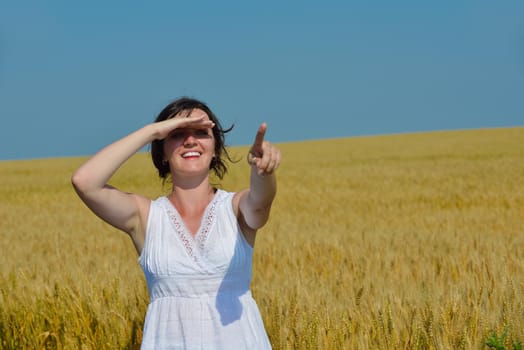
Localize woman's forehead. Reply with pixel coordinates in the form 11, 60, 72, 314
174, 108, 209, 120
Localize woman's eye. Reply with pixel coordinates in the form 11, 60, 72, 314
196, 130, 209, 136
169, 132, 184, 139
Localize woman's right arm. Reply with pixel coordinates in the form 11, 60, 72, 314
71, 124, 159, 247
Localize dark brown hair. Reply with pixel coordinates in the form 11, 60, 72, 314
151, 97, 235, 180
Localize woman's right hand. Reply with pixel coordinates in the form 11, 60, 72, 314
153, 113, 215, 140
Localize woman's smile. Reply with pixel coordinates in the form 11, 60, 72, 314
181, 151, 202, 159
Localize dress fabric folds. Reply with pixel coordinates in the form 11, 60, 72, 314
138, 190, 272, 350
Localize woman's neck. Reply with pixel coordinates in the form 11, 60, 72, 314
168, 175, 215, 215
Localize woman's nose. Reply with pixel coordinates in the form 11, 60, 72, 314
183, 132, 197, 145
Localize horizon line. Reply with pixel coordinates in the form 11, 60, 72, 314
1, 125, 522, 163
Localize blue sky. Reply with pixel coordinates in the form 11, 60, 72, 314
1, 1, 523, 160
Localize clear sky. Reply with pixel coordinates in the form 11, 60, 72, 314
1, 1, 523, 160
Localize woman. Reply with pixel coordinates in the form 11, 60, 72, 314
71, 97, 280, 349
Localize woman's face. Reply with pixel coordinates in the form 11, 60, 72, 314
163, 109, 216, 177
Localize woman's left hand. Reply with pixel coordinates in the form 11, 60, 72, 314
247, 123, 281, 176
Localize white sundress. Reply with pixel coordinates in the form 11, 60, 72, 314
138, 189, 272, 350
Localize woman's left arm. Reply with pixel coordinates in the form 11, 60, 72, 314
235, 123, 281, 237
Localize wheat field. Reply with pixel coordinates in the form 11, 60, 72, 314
1, 127, 523, 349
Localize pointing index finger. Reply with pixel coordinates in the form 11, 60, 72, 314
253, 123, 267, 148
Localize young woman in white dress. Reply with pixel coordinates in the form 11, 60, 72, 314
72, 97, 281, 349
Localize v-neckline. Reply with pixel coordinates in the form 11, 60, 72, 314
162, 190, 222, 261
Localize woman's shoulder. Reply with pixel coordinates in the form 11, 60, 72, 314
144, 195, 170, 216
